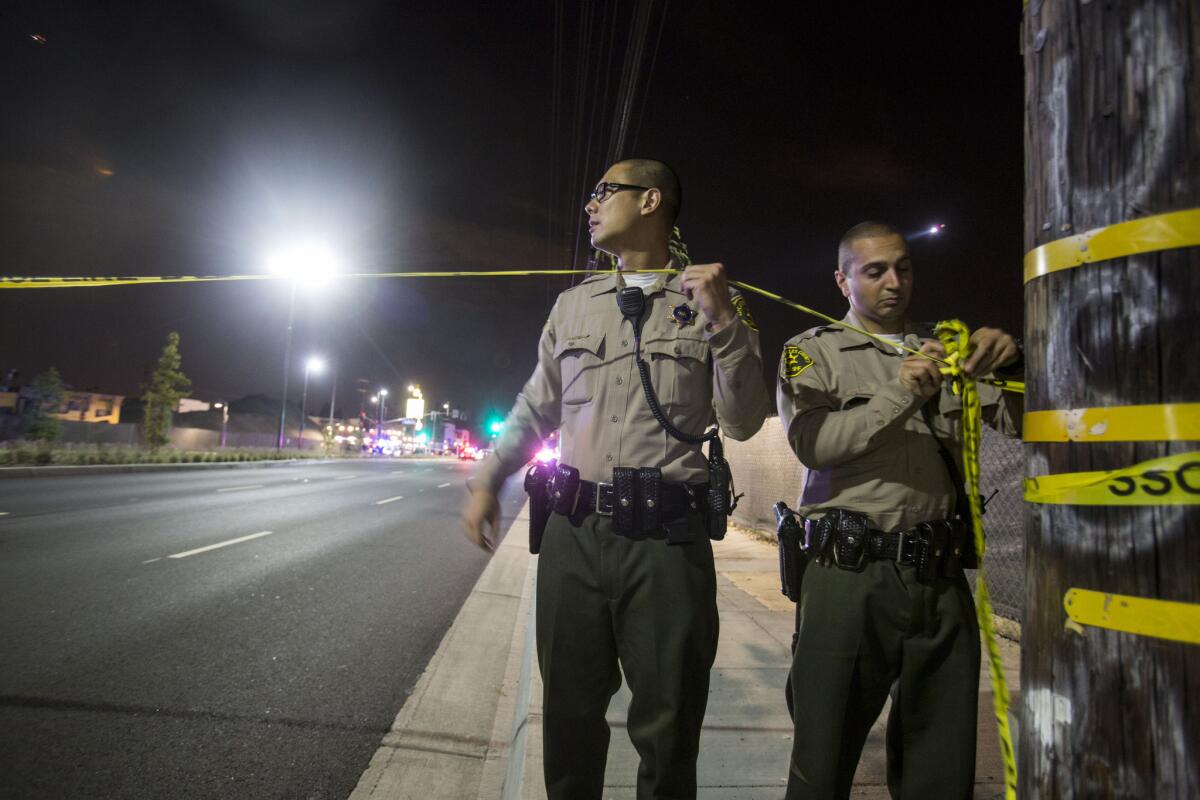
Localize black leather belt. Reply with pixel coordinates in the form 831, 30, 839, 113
576, 478, 705, 518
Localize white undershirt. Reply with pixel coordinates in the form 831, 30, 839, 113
621, 272, 659, 292
878, 333, 907, 354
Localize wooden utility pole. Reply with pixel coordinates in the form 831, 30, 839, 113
1022, 2, 1198, 797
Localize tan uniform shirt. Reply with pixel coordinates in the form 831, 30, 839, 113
476, 269, 771, 492
776, 312, 1023, 533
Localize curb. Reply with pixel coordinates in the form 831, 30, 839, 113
348, 503, 536, 800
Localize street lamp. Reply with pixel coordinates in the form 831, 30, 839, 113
213, 402, 229, 448
266, 241, 340, 449
299, 356, 325, 446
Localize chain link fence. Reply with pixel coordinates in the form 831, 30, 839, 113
726, 416, 1026, 623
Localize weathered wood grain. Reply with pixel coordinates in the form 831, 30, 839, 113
1022, 1, 1199, 797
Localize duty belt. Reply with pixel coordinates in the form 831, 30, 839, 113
805, 510, 976, 580
540, 462, 707, 542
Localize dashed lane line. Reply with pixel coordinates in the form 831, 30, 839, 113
334, 475, 359, 481
375, 495, 404, 505
216, 484, 264, 493
437, 483, 452, 488
165, 531, 273, 560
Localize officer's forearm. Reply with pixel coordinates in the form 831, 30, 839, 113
707, 317, 770, 439
477, 395, 558, 494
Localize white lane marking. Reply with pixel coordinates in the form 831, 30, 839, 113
437, 482, 452, 488
0, 512, 9, 517
375, 495, 404, 505
334, 475, 358, 481
216, 484, 264, 493
167, 531, 273, 559
142, 557, 161, 564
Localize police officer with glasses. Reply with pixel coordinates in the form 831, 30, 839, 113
462, 158, 770, 799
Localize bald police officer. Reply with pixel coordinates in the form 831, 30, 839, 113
462, 158, 770, 799
777, 221, 1023, 799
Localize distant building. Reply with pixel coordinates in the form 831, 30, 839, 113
53, 391, 124, 424
0, 386, 124, 425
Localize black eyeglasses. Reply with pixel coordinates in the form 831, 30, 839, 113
588, 182, 650, 204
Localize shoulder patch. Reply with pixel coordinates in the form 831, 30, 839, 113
781, 344, 815, 379
730, 293, 758, 331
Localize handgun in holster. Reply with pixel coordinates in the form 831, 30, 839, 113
523, 460, 557, 554
773, 501, 806, 602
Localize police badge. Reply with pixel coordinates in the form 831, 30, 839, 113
669, 302, 696, 328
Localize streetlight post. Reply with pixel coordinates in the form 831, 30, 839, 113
327, 359, 338, 431
276, 282, 297, 449
299, 356, 324, 447
266, 241, 340, 450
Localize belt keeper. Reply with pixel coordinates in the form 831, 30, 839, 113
895, 529, 910, 564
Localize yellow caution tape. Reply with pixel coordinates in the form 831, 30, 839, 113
0, 275, 274, 288
729, 281, 1023, 394
0, 269, 620, 289
935, 319, 1018, 800
1024, 403, 1200, 442
1024, 451, 1200, 505
0, 268, 1023, 394
1064, 588, 1200, 646
1024, 207, 1200, 284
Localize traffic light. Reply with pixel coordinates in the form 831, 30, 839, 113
488, 419, 505, 435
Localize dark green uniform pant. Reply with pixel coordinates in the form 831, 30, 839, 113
785, 559, 980, 800
536, 511, 718, 800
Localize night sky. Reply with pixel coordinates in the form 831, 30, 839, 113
1, 1, 1026, 429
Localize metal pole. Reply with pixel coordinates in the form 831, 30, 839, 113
220, 404, 228, 448
276, 282, 297, 449
328, 360, 338, 432
299, 365, 311, 447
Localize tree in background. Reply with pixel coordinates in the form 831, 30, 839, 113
25, 367, 65, 443
141, 332, 192, 451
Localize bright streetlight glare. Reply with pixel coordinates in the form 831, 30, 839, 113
265, 241, 341, 288
305, 356, 325, 374
379, 388, 389, 396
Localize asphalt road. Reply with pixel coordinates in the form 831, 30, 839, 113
0, 458, 525, 800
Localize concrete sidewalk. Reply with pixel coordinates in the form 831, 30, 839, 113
350, 505, 1018, 799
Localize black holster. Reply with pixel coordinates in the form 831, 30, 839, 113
523, 461, 556, 554
808, 508, 871, 570
705, 440, 734, 540
773, 501, 806, 602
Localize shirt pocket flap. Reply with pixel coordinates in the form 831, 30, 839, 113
554, 326, 605, 359
642, 336, 708, 363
